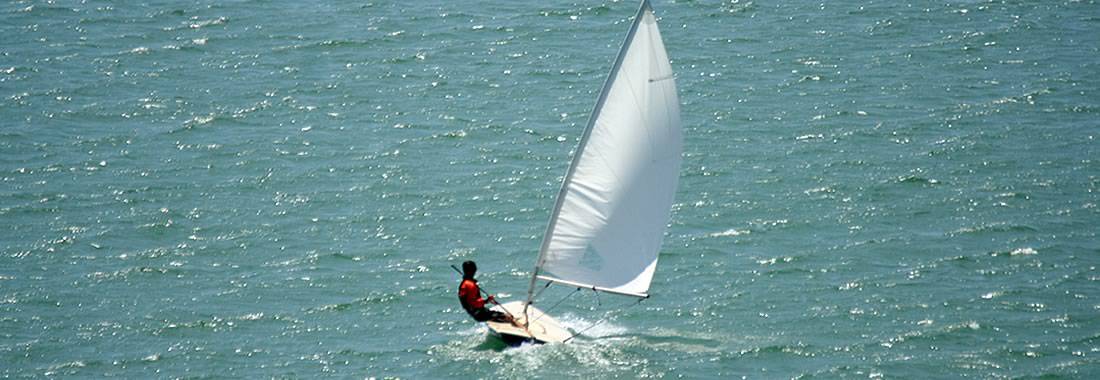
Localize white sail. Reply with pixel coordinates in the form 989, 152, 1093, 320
530, 1, 681, 299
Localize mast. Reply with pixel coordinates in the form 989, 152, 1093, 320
525, 0, 655, 310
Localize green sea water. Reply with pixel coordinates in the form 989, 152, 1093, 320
2, 0, 1099, 378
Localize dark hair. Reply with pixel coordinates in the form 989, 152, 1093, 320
462, 260, 477, 279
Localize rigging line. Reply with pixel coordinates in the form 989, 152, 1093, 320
563, 297, 646, 343
529, 287, 581, 325
524, 281, 553, 329
532, 281, 553, 302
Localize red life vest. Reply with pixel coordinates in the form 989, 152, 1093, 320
458, 279, 485, 311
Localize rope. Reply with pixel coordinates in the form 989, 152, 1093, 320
524, 281, 553, 329
530, 287, 581, 325
533, 281, 553, 301
563, 297, 646, 343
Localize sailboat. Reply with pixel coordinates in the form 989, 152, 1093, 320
486, 0, 682, 344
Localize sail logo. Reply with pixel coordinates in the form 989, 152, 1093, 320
578, 245, 605, 272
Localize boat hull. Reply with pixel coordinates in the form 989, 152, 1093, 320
485, 301, 571, 344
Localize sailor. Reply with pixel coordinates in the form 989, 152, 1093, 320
458, 260, 515, 324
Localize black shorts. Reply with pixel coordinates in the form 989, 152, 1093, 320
470, 307, 509, 322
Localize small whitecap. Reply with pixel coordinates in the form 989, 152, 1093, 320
838, 282, 861, 290
187, 115, 215, 126
189, 17, 227, 29
1010, 247, 1037, 256
709, 228, 747, 237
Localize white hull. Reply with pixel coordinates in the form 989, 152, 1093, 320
486, 301, 571, 344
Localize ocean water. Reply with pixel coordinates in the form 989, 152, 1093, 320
2, 0, 1099, 378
